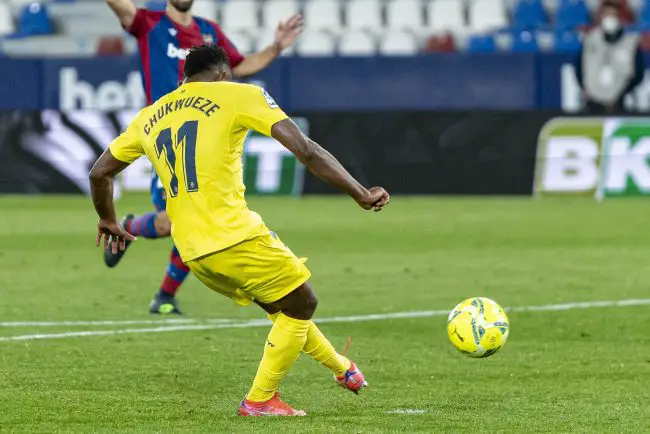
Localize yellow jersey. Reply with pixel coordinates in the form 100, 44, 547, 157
109, 81, 289, 261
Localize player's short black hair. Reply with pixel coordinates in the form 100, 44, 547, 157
183, 44, 230, 78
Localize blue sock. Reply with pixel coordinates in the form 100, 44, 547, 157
125, 213, 159, 239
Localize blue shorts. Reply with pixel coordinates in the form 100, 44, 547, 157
150, 173, 166, 212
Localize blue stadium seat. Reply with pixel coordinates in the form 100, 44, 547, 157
513, 0, 548, 30
639, 3, 650, 27
554, 30, 581, 52
555, 0, 590, 30
466, 34, 497, 52
146, 0, 166, 11
510, 31, 539, 52
14, 3, 54, 37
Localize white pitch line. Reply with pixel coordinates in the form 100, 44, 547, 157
0, 318, 239, 327
1, 298, 649, 343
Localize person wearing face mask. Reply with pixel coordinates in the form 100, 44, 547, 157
573, 0, 645, 114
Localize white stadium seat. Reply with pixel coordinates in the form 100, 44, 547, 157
345, 0, 383, 30
339, 30, 375, 55
469, 0, 507, 33
226, 29, 254, 54
0, 2, 15, 36
427, 0, 466, 34
262, 0, 299, 29
379, 30, 418, 55
255, 27, 295, 55
221, 0, 258, 32
191, 0, 218, 21
304, 0, 342, 32
297, 30, 337, 56
387, 0, 424, 30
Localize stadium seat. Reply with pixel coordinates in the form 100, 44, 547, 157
97, 36, 125, 56
466, 34, 497, 52
304, 0, 342, 32
555, 0, 591, 30
221, 0, 258, 32
639, 2, 650, 26
297, 30, 337, 56
338, 30, 376, 55
0, 2, 15, 36
227, 30, 254, 54
554, 29, 581, 51
641, 31, 650, 51
513, 0, 549, 29
345, 0, 383, 30
262, 0, 299, 30
14, 2, 54, 37
379, 30, 419, 55
191, 0, 218, 21
255, 27, 295, 55
510, 30, 540, 51
386, 0, 424, 31
469, 0, 508, 33
427, 0, 466, 34
145, 0, 166, 11
424, 33, 457, 52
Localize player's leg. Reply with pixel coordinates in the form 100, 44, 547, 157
255, 300, 351, 375
255, 300, 365, 393
239, 283, 316, 416
149, 243, 190, 314
103, 174, 170, 268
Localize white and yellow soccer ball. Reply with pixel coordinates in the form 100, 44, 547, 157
447, 297, 510, 358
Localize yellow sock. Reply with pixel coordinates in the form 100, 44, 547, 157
303, 322, 351, 377
265, 313, 351, 377
246, 313, 309, 402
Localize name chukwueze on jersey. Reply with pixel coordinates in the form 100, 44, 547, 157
144, 96, 220, 135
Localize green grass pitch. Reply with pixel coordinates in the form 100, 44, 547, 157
1, 194, 650, 432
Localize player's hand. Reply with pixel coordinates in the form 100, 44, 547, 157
274, 14, 303, 51
96, 218, 136, 254
357, 187, 390, 212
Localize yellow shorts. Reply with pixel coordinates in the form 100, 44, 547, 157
187, 232, 311, 306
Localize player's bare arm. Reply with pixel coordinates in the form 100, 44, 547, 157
105, 0, 137, 28
233, 15, 303, 77
271, 119, 390, 211
89, 149, 137, 254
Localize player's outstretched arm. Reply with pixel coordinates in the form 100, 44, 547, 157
105, 0, 137, 29
89, 150, 137, 253
271, 119, 390, 211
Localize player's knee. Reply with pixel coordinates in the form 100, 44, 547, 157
302, 288, 319, 317
155, 212, 171, 236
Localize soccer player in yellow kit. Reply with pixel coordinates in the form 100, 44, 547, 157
89, 45, 390, 416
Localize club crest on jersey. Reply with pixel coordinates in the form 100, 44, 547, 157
202, 33, 214, 44
261, 88, 278, 108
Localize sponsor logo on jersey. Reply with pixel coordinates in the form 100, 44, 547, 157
167, 43, 190, 60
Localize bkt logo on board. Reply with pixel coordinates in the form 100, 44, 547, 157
535, 118, 650, 199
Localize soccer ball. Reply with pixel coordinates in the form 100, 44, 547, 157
447, 297, 510, 358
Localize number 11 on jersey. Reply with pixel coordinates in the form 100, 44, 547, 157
154, 120, 199, 197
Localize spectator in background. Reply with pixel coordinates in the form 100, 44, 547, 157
574, 0, 644, 114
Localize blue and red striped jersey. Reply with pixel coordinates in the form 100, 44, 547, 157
127, 9, 244, 105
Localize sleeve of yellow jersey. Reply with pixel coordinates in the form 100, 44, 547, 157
109, 118, 145, 164
236, 85, 289, 136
